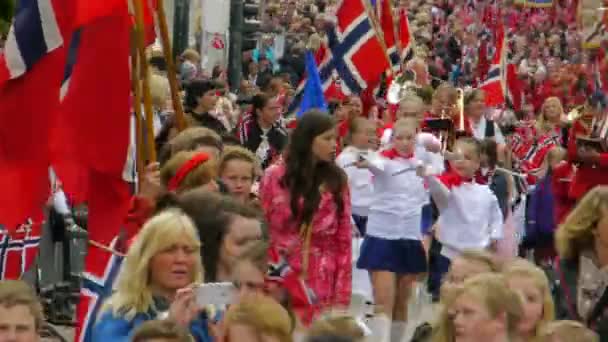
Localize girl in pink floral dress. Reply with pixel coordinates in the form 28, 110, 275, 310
259, 110, 352, 325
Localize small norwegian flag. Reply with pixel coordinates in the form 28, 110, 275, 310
0, 219, 43, 280
75, 236, 125, 342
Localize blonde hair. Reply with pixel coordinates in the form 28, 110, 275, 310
132, 319, 195, 342
458, 249, 501, 272
181, 49, 200, 63
161, 151, 218, 193
393, 117, 419, 135
308, 312, 366, 341
0, 280, 43, 330
536, 97, 564, 132
555, 186, 608, 260
503, 259, 555, 339
159, 127, 223, 164
224, 295, 293, 342
398, 93, 425, 117
149, 73, 170, 109
219, 145, 259, 179
433, 273, 523, 342
538, 320, 599, 342
104, 209, 203, 320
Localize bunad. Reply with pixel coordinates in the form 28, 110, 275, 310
424, 172, 504, 279
356, 144, 443, 275
336, 146, 375, 236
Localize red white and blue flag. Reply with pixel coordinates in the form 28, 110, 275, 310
75, 236, 125, 342
0, 219, 42, 280
377, 0, 399, 71
398, 8, 414, 64
324, 0, 390, 95
0, 0, 66, 83
479, 25, 506, 107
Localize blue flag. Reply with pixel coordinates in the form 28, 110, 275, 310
297, 51, 328, 117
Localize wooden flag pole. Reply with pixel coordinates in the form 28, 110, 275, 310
156, 0, 187, 132
131, 49, 145, 187
133, 0, 157, 163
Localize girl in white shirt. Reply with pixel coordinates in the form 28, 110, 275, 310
419, 137, 504, 288
356, 118, 442, 342
335, 117, 377, 236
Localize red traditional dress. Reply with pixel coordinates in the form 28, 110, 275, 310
259, 163, 352, 324
511, 123, 564, 184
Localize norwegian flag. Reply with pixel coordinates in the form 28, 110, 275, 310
0, 219, 42, 280
325, 0, 390, 95
377, 0, 399, 71
479, 25, 506, 107
0, 0, 66, 83
398, 8, 414, 64
75, 236, 125, 342
506, 63, 523, 111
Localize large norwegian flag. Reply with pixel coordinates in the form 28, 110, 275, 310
0, 218, 42, 280
325, 0, 390, 95
398, 8, 414, 64
479, 25, 506, 107
75, 236, 125, 342
0, 0, 75, 231
377, 0, 399, 71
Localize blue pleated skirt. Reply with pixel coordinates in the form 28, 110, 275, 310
356, 236, 427, 275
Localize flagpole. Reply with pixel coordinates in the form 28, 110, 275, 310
131, 38, 145, 187
156, 0, 187, 132
133, 0, 157, 163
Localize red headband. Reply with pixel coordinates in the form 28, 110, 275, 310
167, 152, 211, 192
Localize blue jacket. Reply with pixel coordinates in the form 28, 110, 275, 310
93, 310, 213, 342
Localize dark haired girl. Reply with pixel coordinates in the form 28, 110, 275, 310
183, 79, 226, 135
236, 92, 288, 169
259, 110, 352, 324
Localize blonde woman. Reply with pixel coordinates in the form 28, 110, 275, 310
503, 259, 555, 342
538, 320, 599, 342
552, 186, 608, 339
432, 273, 523, 342
306, 313, 368, 342
439, 249, 500, 300
94, 209, 212, 342
535, 97, 565, 138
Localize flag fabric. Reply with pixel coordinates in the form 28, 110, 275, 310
377, 0, 399, 71
0, 219, 42, 280
75, 236, 125, 342
398, 8, 414, 63
479, 25, 506, 107
514, 0, 553, 7
297, 51, 329, 117
506, 63, 523, 111
0, 0, 65, 83
0, 0, 74, 231
287, 40, 345, 114
324, 0, 390, 95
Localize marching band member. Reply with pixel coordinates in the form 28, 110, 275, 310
355, 118, 442, 342
419, 137, 504, 290
567, 96, 608, 200
336, 117, 377, 236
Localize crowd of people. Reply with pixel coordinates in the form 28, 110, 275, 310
1, 0, 608, 341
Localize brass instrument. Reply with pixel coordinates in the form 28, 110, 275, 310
387, 70, 418, 105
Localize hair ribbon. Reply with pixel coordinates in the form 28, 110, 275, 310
167, 152, 210, 192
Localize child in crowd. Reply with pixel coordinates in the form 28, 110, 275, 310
307, 313, 368, 342
131, 320, 194, 342
219, 145, 259, 206
538, 320, 599, 342
223, 295, 293, 342
503, 259, 555, 342
356, 118, 442, 342
420, 137, 504, 288
336, 117, 377, 236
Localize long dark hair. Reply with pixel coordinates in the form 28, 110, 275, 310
251, 92, 271, 120
281, 110, 346, 225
